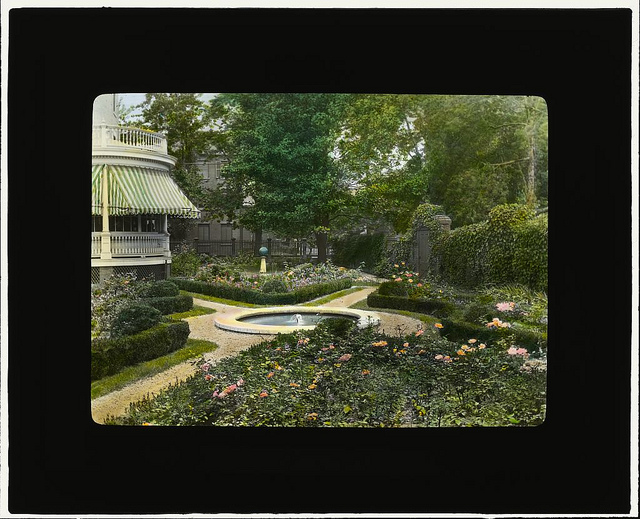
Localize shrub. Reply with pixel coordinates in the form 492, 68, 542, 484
144, 294, 194, 315
367, 292, 455, 318
91, 320, 191, 380
111, 303, 162, 338
314, 317, 358, 339
91, 273, 152, 339
511, 214, 548, 292
434, 204, 547, 292
260, 278, 289, 294
462, 302, 495, 324
169, 277, 352, 305
139, 280, 180, 298
330, 233, 386, 272
438, 318, 546, 352
108, 318, 546, 427
378, 281, 409, 297
170, 246, 203, 277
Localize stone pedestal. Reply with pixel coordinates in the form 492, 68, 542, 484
260, 257, 267, 273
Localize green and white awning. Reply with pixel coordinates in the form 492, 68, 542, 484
91, 165, 200, 218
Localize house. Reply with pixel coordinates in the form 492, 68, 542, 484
178, 156, 301, 257
91, 94, 200, 283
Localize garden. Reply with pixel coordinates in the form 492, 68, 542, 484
93, 93, 548, 428
101, 265, 546, 427
95, 202, 547, 428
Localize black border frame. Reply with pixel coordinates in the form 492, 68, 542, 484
7, 7, 633, 515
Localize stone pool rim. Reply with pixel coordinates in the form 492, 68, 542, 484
214, 306, 381, 335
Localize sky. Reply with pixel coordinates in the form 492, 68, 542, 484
117, 92, 218, 117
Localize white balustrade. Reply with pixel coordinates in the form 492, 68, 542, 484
92, 124, 168, 154
92, 232, 169, 258
91, 234, 102, 257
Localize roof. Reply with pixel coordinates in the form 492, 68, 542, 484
91, 164, 200, 218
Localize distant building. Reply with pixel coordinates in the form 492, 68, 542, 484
179, 156, 287, 257
91, 94, 200, 283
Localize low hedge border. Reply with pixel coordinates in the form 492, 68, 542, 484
438, 318, 546, 351
367, 292, 546, 351
143, 294, 194, 315
91, 320, 191, 381
168, 277, 353, 305
367, 292, 456, 318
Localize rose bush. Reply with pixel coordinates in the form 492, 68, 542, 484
109, 317, 546, 427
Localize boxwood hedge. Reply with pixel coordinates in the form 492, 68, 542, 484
438, 317, 546, 352
91, 320, 191, 381
367, 291, 546, 351
435, 205, 547, 292
143, 294, 194, 315
169, 277, 353, 305
367, 292, 456, 318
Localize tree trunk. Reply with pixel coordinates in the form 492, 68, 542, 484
315, 215, 330, 263
253, 228, 263, 256
526, 135, 537, 206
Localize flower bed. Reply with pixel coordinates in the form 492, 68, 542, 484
169, 260, 359, 305
369, 264, 547, 349
108, 317, 546, 427
169, 277, 353, 305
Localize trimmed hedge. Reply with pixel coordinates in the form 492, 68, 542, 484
169, 277, 353, 305
378, 281, 409, 297
111, 303, 162, 338
367, 292, 456, 318
144, 294, 194, 315
435, 205, 547, 292
366, 291, 546, 351
139, 280, 180, 298
91, 320, 191, 381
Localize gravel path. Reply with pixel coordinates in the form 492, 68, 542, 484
91, 286, 424, 424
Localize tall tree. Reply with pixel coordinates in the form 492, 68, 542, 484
337, 95, 548, 228
207, 93, 353, 262
413, 95, 548, 226
132, 93, 216, 206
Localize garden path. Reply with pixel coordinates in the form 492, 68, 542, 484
91, 286, 424, 424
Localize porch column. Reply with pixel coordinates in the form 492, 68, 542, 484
162, 214, 170, 254
100, 165, 112, 259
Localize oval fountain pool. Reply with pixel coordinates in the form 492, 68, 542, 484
239, 312, 357, 326
214, 306, 380, 335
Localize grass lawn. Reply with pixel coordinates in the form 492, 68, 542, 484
91, 337, 219, 400
179, 290, 266, 308
301, 287, 366, 306
349, 298, 441, 326
169, 305, 217, 319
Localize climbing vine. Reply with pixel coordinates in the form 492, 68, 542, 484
381, 203, 547, 292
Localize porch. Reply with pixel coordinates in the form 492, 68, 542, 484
92, 232, 170, 259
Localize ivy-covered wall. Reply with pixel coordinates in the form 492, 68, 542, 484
385, 203, 548, 292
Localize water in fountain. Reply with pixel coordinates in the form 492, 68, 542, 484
238, 312, 357, 326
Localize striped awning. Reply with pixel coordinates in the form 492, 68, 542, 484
92, 165, 200, 218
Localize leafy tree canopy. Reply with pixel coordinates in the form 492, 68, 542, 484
132, 93, 217, 205
207, 93, 356, 260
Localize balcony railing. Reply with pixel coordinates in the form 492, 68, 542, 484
92, 124, 168, 154
92, 232, 169, 258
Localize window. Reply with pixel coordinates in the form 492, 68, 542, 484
107, 215, 139, 232
92, 216, 103, 232
198, 224, 210, 241
142, 216, 161, 232
221, 223, 232, 241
